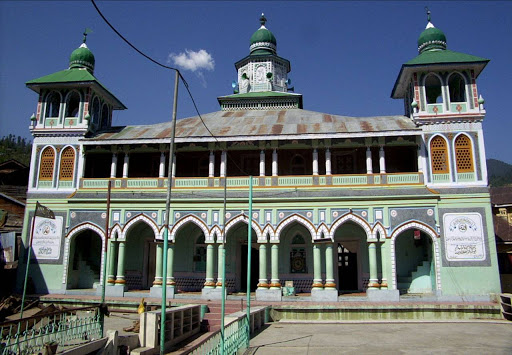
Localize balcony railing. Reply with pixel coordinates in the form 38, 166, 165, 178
78, 172, 424, 190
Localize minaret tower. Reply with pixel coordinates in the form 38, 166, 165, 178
391, 9, 489, 187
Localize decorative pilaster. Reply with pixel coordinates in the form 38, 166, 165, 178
272, 149, 278, 176
312, 243, 323, 288
153, 243, 163, 286
166, 243, 175, 286
216, 243, 224, 286
312, 148, 319, 175
270, 244, 280, 288
110, 153, 117, 178
107, 239, 116, 284
204, 244, 215, 287
324, 243, 336, 288
258, 243, 268, 288
259, 150, 265, 176
115, 241, 126, 285
366, 147, 373, 174
325, 148, 331, 175
380, 241, 388, 289
368, 242, 379, 288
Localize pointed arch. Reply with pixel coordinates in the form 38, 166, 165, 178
329, 213, 371, 240
224, 214, 262, 240
210, 225, 223, 242
423, 72, 444, 104
170, 214, 210, 241
389, 221, 441, 291
372, 222, 387, 240
65, 90, 82, 118
58, 145, 76, 181
275, 214, 316, 241
317, 222, 330, 240
453, 133, 475, 174
62, 222, 105, 287
122, 214, 160, 240
447, 71, 467, 104
110, 223, 122, 241
261, 224, 275, 242
429, 134, 451, 174
44, 91, 61, 119
39, 146, 56, 183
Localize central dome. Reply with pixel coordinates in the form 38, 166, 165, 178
417, 22, 447, 53
249, 14, 277, 55
69, 43, 95, 73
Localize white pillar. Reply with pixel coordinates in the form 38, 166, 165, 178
272, 149, 278, 176
379, 146, 386, 174
220, 150, 226, 177
110, 153, 117, 178
259, 150, 265, 176
171, 153, 176, 178
417, 145, 423, 173
122, 154, 129, 178
312, 148, 319, 175
209, 151, 215, 177
159, 152, 165, 178
366, 147, 373, 174
325, 148, 331, 175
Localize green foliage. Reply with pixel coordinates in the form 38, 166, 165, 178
487, 158, 512, 187
0, 135, 32, 165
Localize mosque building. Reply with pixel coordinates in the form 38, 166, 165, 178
19, 13, 500, 301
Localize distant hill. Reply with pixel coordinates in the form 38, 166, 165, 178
487, 159, 512, 187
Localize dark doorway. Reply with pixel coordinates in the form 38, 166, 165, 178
338, 243, 358, 291
240, 245, 259, 292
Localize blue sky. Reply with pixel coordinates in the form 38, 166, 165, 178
1, 1, 511, 163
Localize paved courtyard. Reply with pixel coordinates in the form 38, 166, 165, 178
246, 321, 512, 354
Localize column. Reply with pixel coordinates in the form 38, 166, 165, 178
152, 243, 163, 286
270, 244, 280, 288
417, 145, 423, 173
324, 243, 335, 288
159, 152, 166, 178
166, 243, 175, 286
379, 146, 386, 174
366, 147, 373, 174
258, 243, 268, 288
115, 241, 126, 286
122, 154, 129, 178
259, 150, 265, 177
171, 153, 176, 178
110, 153, 117, 178
107, 239, 117, 284
380, 242, 388, 289
220, 150, 226, 177
325, 148, 332, 175
312, 148, 319, 175
368, 242, 378, 288
313, 244, 323, 288
216, 243, 224, 286
204, 244, 215, 287
272, 149, 278, 176
209, 151, 215, 177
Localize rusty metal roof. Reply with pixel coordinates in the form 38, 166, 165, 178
85, 109, 419, 143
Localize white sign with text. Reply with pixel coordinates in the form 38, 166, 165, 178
443, 213, 485, 261
32, 216, 63, 260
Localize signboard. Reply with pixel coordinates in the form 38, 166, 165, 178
32, 216, 63, 260
443, 213, 485, 261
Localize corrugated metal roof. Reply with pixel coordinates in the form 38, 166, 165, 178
86, 109, 419, 142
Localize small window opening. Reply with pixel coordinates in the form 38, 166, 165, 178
448, 73, 466, 103
425, 75, 443, 104
66, 92, 80, 117
45, 92, 60, 118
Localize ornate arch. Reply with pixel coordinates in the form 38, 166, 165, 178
62, 222, 105, 287
371, 222, 387, 240
389, 221, 441, 291
170, 214, 210, 241
329, 213, 371, 240
275, 214, 316, 241
122, 214, 160, 240
261, 224, 275, 242
110, 223, 122, 240
317, 222, 330, 240
224, 214, 262, 240
452, 132, 476, 176
210, 225, 223, 242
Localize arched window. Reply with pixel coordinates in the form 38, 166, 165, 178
291, 154, 306, 175
45, 92, 61, 118
66, 91, 81, 117
59, 147, 76, 180
39, 147, 55, 181
91, 97, 100, 125
290, 234, 307, 273
101, 103, 109, 128
430, 136, 449, 173
448, 73, 466, 103
425, 74, 443, 104
455, 135, 474, 172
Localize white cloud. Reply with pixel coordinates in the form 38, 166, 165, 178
168, 49, 215, 72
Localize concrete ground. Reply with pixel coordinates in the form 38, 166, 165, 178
246, 321, 512, 354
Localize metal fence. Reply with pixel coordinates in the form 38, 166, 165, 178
0, 306, 102, 355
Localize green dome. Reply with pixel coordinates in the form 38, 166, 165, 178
249, 14, 277, 55
69, 43, 95, 72
418, 23, 447, 53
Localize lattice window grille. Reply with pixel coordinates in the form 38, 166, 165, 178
39, 148, 55, 181
430, 136, 449, 173
455, 135, 474, 172
59, 147, 75, 180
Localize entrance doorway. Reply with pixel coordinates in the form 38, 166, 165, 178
338, 243, 358, 291
240, 244, 259, 292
